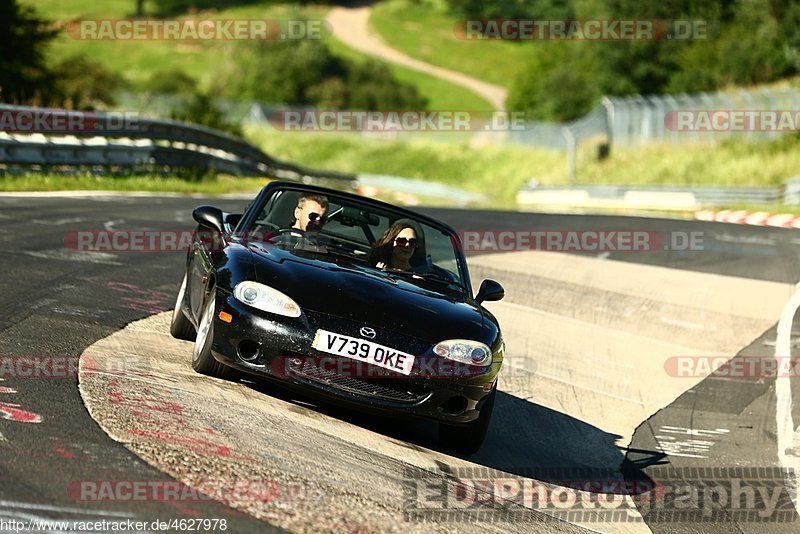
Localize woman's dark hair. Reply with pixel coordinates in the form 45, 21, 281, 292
368, 218, 426, 268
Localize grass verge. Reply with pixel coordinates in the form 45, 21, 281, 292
369, 0, 530, 90
577, 135, 800, 187
246, 126, 562, 204
4, 128, 799, 211
0, 173, 268, 195
325, 35, 492, 111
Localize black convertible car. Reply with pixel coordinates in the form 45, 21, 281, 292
170, 182, 505, 453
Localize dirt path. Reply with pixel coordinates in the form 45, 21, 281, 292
326, 5, 508, 111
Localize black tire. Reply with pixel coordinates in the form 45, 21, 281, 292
439, 384, 496, 455
170, 275, 196, 341
191, 290, 227, 378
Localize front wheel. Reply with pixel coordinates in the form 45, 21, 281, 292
191, 290, 227, 378
438, 384, 496, 455
170, 275, 196, 341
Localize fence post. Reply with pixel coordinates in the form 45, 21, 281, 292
601, 96, 615, 153
563, 126, 576, 182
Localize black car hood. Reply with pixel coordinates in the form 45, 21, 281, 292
247, 245, 487, 343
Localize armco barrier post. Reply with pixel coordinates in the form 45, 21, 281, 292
784, 177, 800, 206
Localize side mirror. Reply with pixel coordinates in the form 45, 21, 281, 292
476, 279, 504, 304
193, 205, 225, 233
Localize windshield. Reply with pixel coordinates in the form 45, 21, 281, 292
242, 188, 467, 292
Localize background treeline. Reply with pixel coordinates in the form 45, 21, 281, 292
6, 0, 800, 124
1, 0, 426, 128
0, 1, 125, 108
444, 0, 800, 120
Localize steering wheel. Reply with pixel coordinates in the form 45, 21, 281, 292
254, 221, 280, 231
274, 227, 305, 236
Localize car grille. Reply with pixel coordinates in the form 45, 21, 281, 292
282, 355, 430, 404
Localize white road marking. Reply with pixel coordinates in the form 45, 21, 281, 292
653, 426, 729, 459
0, 500, 133, 517
103, 219, 124, 231
51, 306, 103, 318
533, 371, 645, 405
0, 378, 9, 442
31, 217, 86, 226
763, 338, 800, 347
775, 280, 800, 515
714, 232, 777, 246
22, 249, 122, 265
660, 317, 706, 330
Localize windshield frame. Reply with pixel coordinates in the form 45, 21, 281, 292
233, 182, 473, 295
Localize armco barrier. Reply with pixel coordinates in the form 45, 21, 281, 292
517, 182, 795, 211
0, 104, 355, 186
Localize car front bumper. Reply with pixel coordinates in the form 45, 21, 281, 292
207, 290, 500, 425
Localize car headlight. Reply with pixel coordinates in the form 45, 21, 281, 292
433, 339, 492, 367
233, 281, 301, 317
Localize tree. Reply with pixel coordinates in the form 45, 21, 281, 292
50, 55, 126, 109
444, 0, 574, 19
144, 69, 197, 95
171, 91, 242, 137
153, 0, 264, 17
0, 0, 58, 104
222, 38, 427, 110
507, 43, 600, 121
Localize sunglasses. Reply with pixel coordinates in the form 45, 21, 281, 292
308, 212, 321, 222
394, 237, 417, 248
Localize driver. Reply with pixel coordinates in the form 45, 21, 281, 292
292, 194, 328, 232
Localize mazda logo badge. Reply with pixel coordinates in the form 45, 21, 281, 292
360, 327, 376, 339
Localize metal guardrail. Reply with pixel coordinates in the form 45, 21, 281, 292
116, 89, 800, 182
0, 104, 356, 186
523, 184, 784, 204
517, 179, 800, 210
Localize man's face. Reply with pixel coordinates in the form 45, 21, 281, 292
293, 200, 326, 231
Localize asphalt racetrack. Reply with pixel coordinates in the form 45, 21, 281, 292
1, 194, 799, 533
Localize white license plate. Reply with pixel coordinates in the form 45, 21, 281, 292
311, 329, 415, 376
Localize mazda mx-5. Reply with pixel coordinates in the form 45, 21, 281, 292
170, 182, 505, 453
